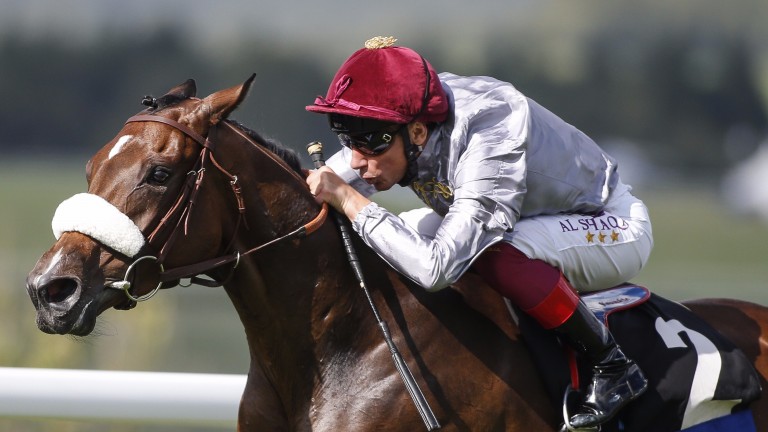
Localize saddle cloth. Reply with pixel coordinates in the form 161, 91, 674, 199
516, 284, 762, 432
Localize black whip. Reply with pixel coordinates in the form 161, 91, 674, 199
306, 141, 440, 431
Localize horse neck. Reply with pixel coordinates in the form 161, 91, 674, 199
200, 122, 314, 249
207, 128, 372, 401
223, 217, 372, 420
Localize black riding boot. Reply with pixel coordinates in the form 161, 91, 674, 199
555, 300, 648, 429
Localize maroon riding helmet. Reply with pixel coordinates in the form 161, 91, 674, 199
306, 36, 449, 185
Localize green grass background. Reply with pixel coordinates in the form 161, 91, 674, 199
1, 157, 766, 431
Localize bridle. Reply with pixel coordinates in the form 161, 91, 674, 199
106, 114, 328, 305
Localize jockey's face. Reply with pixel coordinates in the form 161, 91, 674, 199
348, 122, 428, 191
349, 132, 408, 191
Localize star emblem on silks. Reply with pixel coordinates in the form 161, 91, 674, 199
611, 231, 620, 242
598, 232, 607, 243
586, 231, 595, 243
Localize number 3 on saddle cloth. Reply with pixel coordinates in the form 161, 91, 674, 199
514, 284, 762, 432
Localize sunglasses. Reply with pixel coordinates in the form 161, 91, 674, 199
336, 125, 404, 156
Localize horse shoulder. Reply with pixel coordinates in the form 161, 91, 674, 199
313, 238, 559, 430
389, 271, 559, 430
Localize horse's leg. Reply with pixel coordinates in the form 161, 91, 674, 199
684, 298, 768, 429
237, 362, 289, 432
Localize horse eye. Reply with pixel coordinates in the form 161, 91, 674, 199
148, 166, 172, 185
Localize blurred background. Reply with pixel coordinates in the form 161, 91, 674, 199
1, 1, 767, 430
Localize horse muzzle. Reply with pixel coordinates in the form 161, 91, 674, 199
26, 272, 95, 335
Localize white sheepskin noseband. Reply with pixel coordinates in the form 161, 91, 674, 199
52, 193, 146, 257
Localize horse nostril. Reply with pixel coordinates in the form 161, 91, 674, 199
41, 278, 79, 304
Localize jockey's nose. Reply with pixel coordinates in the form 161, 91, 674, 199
349, 148, 369, 170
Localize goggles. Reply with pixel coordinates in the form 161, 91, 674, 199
337, 127, 405, 156
329, 115, 404, 156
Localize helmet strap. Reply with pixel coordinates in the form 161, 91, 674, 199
397, 56, 432, 187
397, 127, 423, 187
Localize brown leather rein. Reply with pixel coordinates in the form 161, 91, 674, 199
110, 114, 328, 303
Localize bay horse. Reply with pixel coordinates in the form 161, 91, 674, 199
26, 76, 768, 431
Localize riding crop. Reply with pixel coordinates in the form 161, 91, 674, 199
306, 141, 440, 431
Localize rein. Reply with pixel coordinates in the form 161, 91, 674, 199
108, 114, 328, 303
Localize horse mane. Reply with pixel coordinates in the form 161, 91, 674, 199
140, 94, 304, 174
225, 120, 303, 174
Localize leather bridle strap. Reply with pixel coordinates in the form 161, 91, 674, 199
127, 114, 209, 148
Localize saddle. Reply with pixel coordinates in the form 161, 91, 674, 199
515, 284, 762, 432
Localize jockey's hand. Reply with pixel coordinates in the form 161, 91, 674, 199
306, 166, 371, 221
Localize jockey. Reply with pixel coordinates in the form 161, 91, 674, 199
305, 36, 653, 429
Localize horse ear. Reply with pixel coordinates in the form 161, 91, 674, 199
150, 79, 197, 109
205, 74, 256, 124
165, 79, 197, 99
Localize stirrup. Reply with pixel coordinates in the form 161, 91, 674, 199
560, 385, 600, 432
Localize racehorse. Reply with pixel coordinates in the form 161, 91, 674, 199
26, 76, 768, 431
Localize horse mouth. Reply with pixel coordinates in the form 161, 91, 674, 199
35, 301, 98, 336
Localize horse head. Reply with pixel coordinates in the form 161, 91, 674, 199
26, 75, 321, 336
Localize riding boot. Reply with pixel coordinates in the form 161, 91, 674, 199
554, 297, 648, 429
